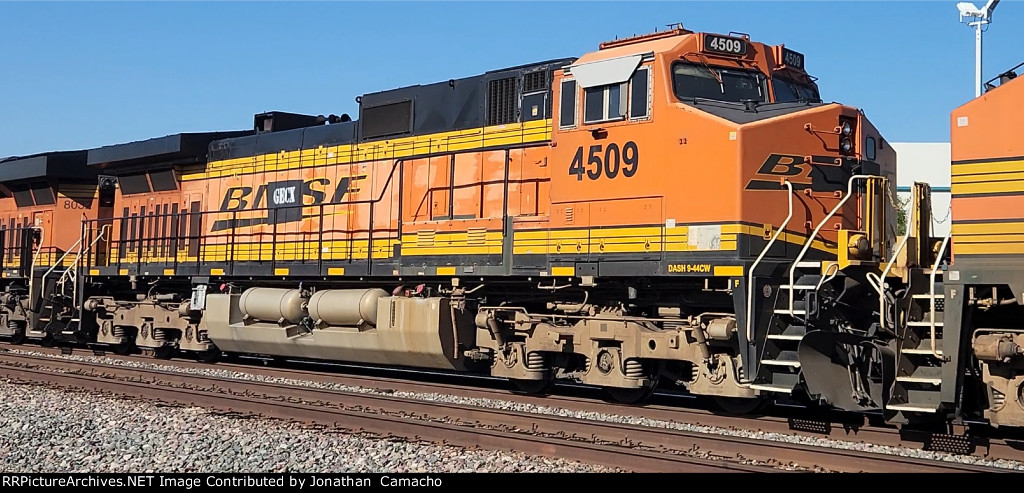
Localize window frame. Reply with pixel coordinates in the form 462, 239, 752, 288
629, 66, 652, 121
583, 82, 628, 125
558, 78, 578, 130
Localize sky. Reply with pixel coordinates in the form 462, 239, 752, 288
1, 1, 1020, 156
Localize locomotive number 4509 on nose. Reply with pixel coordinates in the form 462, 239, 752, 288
569, 141, 639, 181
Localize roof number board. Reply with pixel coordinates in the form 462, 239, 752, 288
703, 35, 747, 56
781, 48, 805, 70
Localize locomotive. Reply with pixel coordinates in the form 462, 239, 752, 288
1, 25, 923, 418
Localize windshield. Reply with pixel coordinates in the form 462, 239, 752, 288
771, 78, 820, 103
672, 62, 766, 103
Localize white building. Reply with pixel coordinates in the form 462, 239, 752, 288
891, 142, 951, 236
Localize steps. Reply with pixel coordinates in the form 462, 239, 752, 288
887, 278, 946, 418
755, 261, 826, 395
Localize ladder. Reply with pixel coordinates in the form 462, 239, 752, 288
887, 231, 951, 417
751, 175, 875, 394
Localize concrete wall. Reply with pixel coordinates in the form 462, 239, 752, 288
892, 142, 951, 236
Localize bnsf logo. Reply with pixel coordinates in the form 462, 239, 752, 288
212, 175, 365, 232
744, 154, 854, 192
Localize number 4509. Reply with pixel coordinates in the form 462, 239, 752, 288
569, 141, 639, 181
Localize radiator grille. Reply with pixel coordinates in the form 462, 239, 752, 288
487, 77, 517, 125
523, 71, 548, 93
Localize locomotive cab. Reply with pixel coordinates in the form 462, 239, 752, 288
548, 26, 896, 408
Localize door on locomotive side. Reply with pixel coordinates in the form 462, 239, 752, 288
550, 53, 661, 270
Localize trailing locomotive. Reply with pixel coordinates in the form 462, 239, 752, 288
1, 26, 905, 414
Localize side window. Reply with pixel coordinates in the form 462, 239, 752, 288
584, 83, 626, 124
629, 67, 650, 120
559, 79, 577, 129
580, 64, 652, 125
865, 137, 877, 161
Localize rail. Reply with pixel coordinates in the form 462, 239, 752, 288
928, 230, 952, 359
787, 175, 876, 316
744, 180, 793, 353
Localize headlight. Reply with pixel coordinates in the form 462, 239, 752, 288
840, 121, 852, 136
840, 137, 853, 153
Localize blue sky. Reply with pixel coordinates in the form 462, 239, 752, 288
1, 1, 1020, 156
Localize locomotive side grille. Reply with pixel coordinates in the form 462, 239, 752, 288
523, 71, 547, 93
487, 77, 517, 126
467, 227, 487, 245
417, 230, 435, 247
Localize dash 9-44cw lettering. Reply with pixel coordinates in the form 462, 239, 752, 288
569, 141, 639, 181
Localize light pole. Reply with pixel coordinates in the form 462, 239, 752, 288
957, 0, 1000, 97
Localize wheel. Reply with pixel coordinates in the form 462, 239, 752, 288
711, 396, 771, 415
603, 361, 663, 404
603, 381, 659, 404
508, 374, 556, 395
604, 371, 661, 404
152, 346, 176, 360
112, 339, 135, 356
195, 348, 221, 363
9, 327, 26, 345
39, 333, 55, 347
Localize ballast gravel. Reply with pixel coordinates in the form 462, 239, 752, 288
4, 347, 1024, 471
0, 379, 616, 473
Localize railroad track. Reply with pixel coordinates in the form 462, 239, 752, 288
0, 347, 1006, 472
5, 342, 1022, 462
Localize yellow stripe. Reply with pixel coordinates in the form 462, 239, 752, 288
118, 269, 128, 275
436, 266, 456, 275
186, 119, 551, 181
713, 265, 743, 277
551, 266, 575, 276
163, 269, 174, 275
952, 170, 1024, 184
89, 269, 100, 275
327, 267, 345, 276
957, 242, 1024, 255
953, 222, 1024, 235
274, 268, 289, 276
952, 159, 1024, 176
210, 268, 225, 275
515, 224, 831, 255
952, 180, 1024, 195
955, 233, 1024, 243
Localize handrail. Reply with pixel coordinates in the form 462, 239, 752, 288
41, 236, 83, 291
928, 230, 952, 359
744, 180, 793, 348
815, 262, 840, 291
874, 228, 912, 329
65, 225, 111, 307
788, 175, 875, 316
82, 141, 554, 272
25, 226, 45, 309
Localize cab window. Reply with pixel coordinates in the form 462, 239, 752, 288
582, 66, 651, 124
771, 77, 821, 103
672, 62, 766, 103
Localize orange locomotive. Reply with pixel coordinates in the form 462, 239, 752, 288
917, 64, 1024, 427
3, 26, 896, 409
